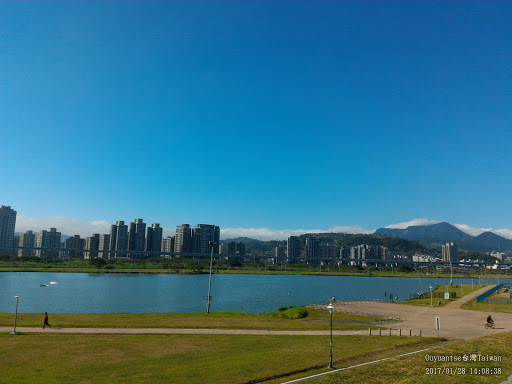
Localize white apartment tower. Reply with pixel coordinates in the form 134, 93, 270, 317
18, 230, 35, 257
175, 224, 192, 253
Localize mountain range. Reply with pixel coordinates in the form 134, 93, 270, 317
14, 221, 512, 254
375, 222, 512, 252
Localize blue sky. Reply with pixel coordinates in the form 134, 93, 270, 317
1, 2, 511, 239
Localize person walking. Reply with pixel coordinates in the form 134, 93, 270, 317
43, 312, 51, 329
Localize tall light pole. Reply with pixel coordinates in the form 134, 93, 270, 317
206, 241, 217, 314
429, 286, 433, 307
449, 258, 453, 286
11, 295, 19, 335
327, 303, 334, 369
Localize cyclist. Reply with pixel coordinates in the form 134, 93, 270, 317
487, 315, 494, 326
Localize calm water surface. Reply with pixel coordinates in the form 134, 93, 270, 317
0, 272, 506, 314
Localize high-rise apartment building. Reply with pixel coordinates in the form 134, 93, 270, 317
306, 237, 322, 258
98, 234, 111, 259
236, 242, 245, 257
192, 224, 220, 254
63, 235, 85, 258
18, 230, 35, 257
339, 247, 350, 259
84, 234, 100, 259
161, 236, 175, 255
227, 241, 236, 257
275, 246, 286, 259
175, 224, 220, 254
175, 224, 192, 253
287, 236, 301, 262
110, 221, 128, 256
324, 244, 338, 258
36, 228, 61, 258
128, 219, 146, 257
146, 223, 163, 255
442, 242, 458, 263
0, 205, 17, 255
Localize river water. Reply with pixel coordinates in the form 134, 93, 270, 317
0, 272, 506, 314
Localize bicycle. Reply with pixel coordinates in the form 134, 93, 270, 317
485, 322, 495, 329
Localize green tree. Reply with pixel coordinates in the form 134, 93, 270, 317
89, 258, 107, 269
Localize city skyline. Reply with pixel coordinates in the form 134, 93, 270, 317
7, 209, 512, 241
2, 2, 511, 237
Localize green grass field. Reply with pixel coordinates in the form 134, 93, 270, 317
0, 333, 443, 384
308, 332, 512, 383
462, 287, 512, 314
0, 308, 383, 331
400, 284, 484, 307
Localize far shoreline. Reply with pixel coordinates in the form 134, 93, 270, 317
0, 267, 506, 280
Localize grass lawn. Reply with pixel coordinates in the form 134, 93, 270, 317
309, 332, 512, 383
0, 308, 383, 331
0, 333, 442, 384
400, 285, 484, 307
462, 288, 512, 314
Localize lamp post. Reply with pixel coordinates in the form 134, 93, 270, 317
11, 295, 19, 335
449, 259, 453, 286
206, 241, 217, 314
327, 303, 334, 368
429, 286, 433, 307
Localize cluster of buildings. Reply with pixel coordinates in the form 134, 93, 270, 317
4, 204, 509, 267
282, 235, 391, 264
0, 205, 222, 259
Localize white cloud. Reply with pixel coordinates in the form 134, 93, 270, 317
14, 216, 373, 240
385, 219, 440, 229
453, 223, 512, 240
15, 215, 512, 241
452, 223, 487, 237
16, 215, 111, 236
220, 226, 373, 241
493, 228, 512, 240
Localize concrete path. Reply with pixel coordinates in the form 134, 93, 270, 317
331, 285, 511, 340
1, 327, 372, 336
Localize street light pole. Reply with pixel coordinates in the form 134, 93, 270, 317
449, 259, 453, 286
11, 295, 19, 335
327, 303, 334, 369
206, 241, 217, 314
429, 286, 433, 307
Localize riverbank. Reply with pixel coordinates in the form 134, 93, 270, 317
0, 266, 507, 280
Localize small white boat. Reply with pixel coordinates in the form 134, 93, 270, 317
49, 282, 58, 285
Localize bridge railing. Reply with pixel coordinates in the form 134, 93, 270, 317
476, 284, 503, 302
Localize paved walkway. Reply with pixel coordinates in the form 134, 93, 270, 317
0, 327, 371, 336
331, 285, 511, 340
